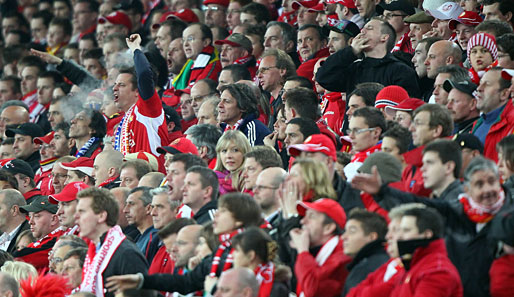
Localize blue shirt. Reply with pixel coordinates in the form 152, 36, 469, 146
135, 226, 158, 258
473, 104, 506, 144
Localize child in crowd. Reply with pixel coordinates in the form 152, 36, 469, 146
467, 32, 498, 84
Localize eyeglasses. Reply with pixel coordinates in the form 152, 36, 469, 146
204, 6, 223, 11
383, 13, 407, 20
254, 185, 278, 191
346, 127, 375, 135
182, 36, 196, 44
50, 173, 68, 180
257, 66, 278, 75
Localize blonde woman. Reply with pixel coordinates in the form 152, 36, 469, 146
1, 261, 38, 283
214, 130, 251, 194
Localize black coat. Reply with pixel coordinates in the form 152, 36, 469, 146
374, 185, 514, 297
333, 172, 363, 213
193, 200, 217, 225
316, 47, 421, 97
6, 220, 30, 254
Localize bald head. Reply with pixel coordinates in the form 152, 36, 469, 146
93, 150, 124, 186
258, 167, 286, 188
138, 172, 165, 188
217, 268, 259, 297
425, 41, 462, 79
0, 105, 29, 136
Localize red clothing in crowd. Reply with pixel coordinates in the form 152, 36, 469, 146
149, 245, 174, 275
297, 48, 330, 85
346, 257, 405, 297
401, 146, 431, 197
489, 254, 514, 297
14, 227, 66, 272
321, 92, 346, 135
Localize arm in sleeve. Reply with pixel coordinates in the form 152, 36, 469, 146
315, 47, 358, 93
56, 60, 102, 91
134, 49, 155, 100
412, 270, 463, 297
294, 251, 346, 297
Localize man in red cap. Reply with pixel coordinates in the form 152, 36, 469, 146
215, 33, 257, 77
293, 0, 319, 27
98, 11, 132, 38
449, 11, 482, 55
33, 131, 56, 195
60, 157, 95, 186
333, 0, 364, 28
204, 0, 229, 27
380, 0, 416, 54
290, 198, 351, 297
49, 181, 89, 235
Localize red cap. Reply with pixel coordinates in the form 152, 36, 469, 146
292, 0, 319, 10
157, 137, 199, 155
502, 69, 514, 81
288, 134, 336, 161
49, 182, 89, 204
448, 11, 483, 30
385, 98, 425, 118
374, 85, 410, 109
124, 151, 159, 171
174, 88, 191, 96
204, 0, 230, 7
34, 131, 55, 145
297, 198, 346, 228
98, 11, 132, 31
168, 9, 199, 23
326, 0, 356, 9
308, 2, 324, 12
60, 157, 94, 176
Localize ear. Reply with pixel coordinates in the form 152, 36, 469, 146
368, 231, 378, 241
373, 127, 382, 139
202, 38, 211, 49
241, 287, 253, 297
445, 161, 456, 176
107, 167, 117, 178
291, 108, 297, 118
469, 98, 478, 111
11, 205, 18, 216
278, 67, 287, 78
235, 220, 243, 228
204, 185, 213, 200
98, 210, 108, 224
145, 203, 152, 215
285, 40, 295, 53
374, 0, 381, 4
51, 214, 60, 226
322, 221, 336, 236
167, 121, 176, 132
500, 88, 510, 103
68, 138, 76, 149
347, 37, 354, 46
422, 229, 433, 239
380, 33, 389, 44
505, 11, 513, 22
199, 146, 208, 159
432, 125, 443, 138
247, 250, 257, 262
445, 56, 454, 65
321, 38, 328, 48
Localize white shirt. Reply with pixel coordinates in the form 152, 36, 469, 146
0, 223, 23, 251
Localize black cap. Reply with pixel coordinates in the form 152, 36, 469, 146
378, 0, 415, 16
19, 195, 58, 214
5, 123, 45, 138
489, 209, 514, 247
443, 79, 477, 97
452, 133, 484, 154
2, 159, 35, 179
327, 20, 361, 38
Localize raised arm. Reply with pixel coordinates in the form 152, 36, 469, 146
127, 34, 155, 100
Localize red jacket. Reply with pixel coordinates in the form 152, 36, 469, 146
321, 92, 345, 135
401, 146, 432, 197
294, 236, 351, 297
390, 239, 463, 297
346, 258, 405, 297
149, 245, 174, 274
471, 100, 514, 163
14, 227, 66, 272
489, 254, 514, 297
296, 48, 330, 85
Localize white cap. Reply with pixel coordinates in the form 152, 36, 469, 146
422, 0, 448, 11
427, 1, 463, 20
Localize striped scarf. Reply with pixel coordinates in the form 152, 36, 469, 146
209, 228, 244, 277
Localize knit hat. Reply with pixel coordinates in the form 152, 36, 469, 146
358, 152, 402, 184
374, 85, 410, 109
466, 33, 498, 63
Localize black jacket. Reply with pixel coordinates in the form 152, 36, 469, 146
6, 220, 29, 254
333, 172, 363, 213
193, 200, 217, 225
374, 185, 514, 297
24, 151, 41, 173
56, 59, 102, 92
316, 47, 421, 97
341, 240, 389, 297
433, 180, 463, 202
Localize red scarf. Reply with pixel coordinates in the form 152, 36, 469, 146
468, 60, 498, 85
255, 262, 275, 297
458, 191, 505, 223
223, 118, 245, 131
98, 176, 119, 188
209, 228, 244, 277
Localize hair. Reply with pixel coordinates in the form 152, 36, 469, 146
266, 21, 297, 49
81, 109, 107, 139
402, 207, 444, 238
348, 208, 388, 240
436, 64, 469, 81
418, 37, 443, 53
129, 186, 153, 206
352, 107, 386, 135
388, 203, 427, 221
121, 160, 152, 180
83, 48, 105, 67
0, 272, 18, 297
423, 139, 462, 178
497, 135, 514, 171
232, 227, 277, 264
140, 172, 165, 188
76, 187, 119, 227
6, 30, 31, 45
463, 156, 500, 186
49, 17, 73, 37
241, 3, 270, 24
371, 17, 397, 52
284, 87, 319, 121
145, 48, 168, 89
39, 71, 64, 85
193, 23, 214, 44
103, 32, 128, 50
412, 104, 453, 138
18, 55, 46, 74
497, 33, 514, 60
171, 153, 207, 170
185, 124, 222, 160
292, 158, 336, 200
0, 171, 19, 190
285, 76, 313, 89
187, 166, 219, 201
221, 64, 252, 82
219, 83, 259, 117
260, 48, 296, 79
287, 118, 320, 139
199, 222, 218, 252
80, 33, 98, 47
218, 193, 261, 228
244, 146, 282, 169
62, 247, 88, 267
476, 20, 513, 38
298, 24, 326, 42
0, 251, 13, 267
157, 218, 196, 240
0, 76, 21, 95
32, 9, 53, 27
214, 130, 251, 191
1, 261, 37, 283
118, 67, 138, 90
2, 11, 29, 32
348, 83, 385, 107
244, 24, 265, 44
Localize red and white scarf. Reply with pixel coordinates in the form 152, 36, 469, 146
223, 118, 245, 132
209, 228, 244, 277
98, 176, 119, 188
255, 262, 275, 297
80, 226, 125, 296
458, 191, 505, 224
297, 236, 340, 297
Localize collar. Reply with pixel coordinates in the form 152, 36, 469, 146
481, 103, 506, 123
347, 239, 387, 270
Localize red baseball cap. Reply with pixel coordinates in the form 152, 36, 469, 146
204, 0, 230, 7
297, 198, 346, 228
292, 0, 319, 10
288, 134, 337, 161
326, 0, 356, 9
374, 85, 410, 109
168, 9, 200, 23
49, 181, 89, 204
98, 11, 132, 31
157, 137, 199, 155
308, 2, 324, 12
385, 98, 426, 118
34, 131, 55, 145
448, 11, 483, 30
60, 157, 94, 176
502, 69, 514, 81
124, 151, 159, 171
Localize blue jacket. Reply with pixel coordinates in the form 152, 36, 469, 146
220, 113, 271, 146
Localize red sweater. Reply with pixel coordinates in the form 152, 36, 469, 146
489, 254, 514, 297
346, 258, 405, 297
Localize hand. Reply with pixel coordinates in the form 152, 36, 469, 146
105, 274, 141, 293
263, 132, 278, 148
279, 179, 301, 219
350, 165, 383, 195
289, 228, 310, 253
30, 48, 62, 65
351, 33, 370, 56
204, 276, 218, 294
188, 255, 202, 271
422, 30, 439, 39
126, 34, 142, 53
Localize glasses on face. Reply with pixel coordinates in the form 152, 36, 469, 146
50, 173, 68, 180
383, 13, 407, 20
254, 184, 278, 191
204, 6, 222, 11
346, 127, 375, 135
257, 66, 278, 75
182, 36, 196, 44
